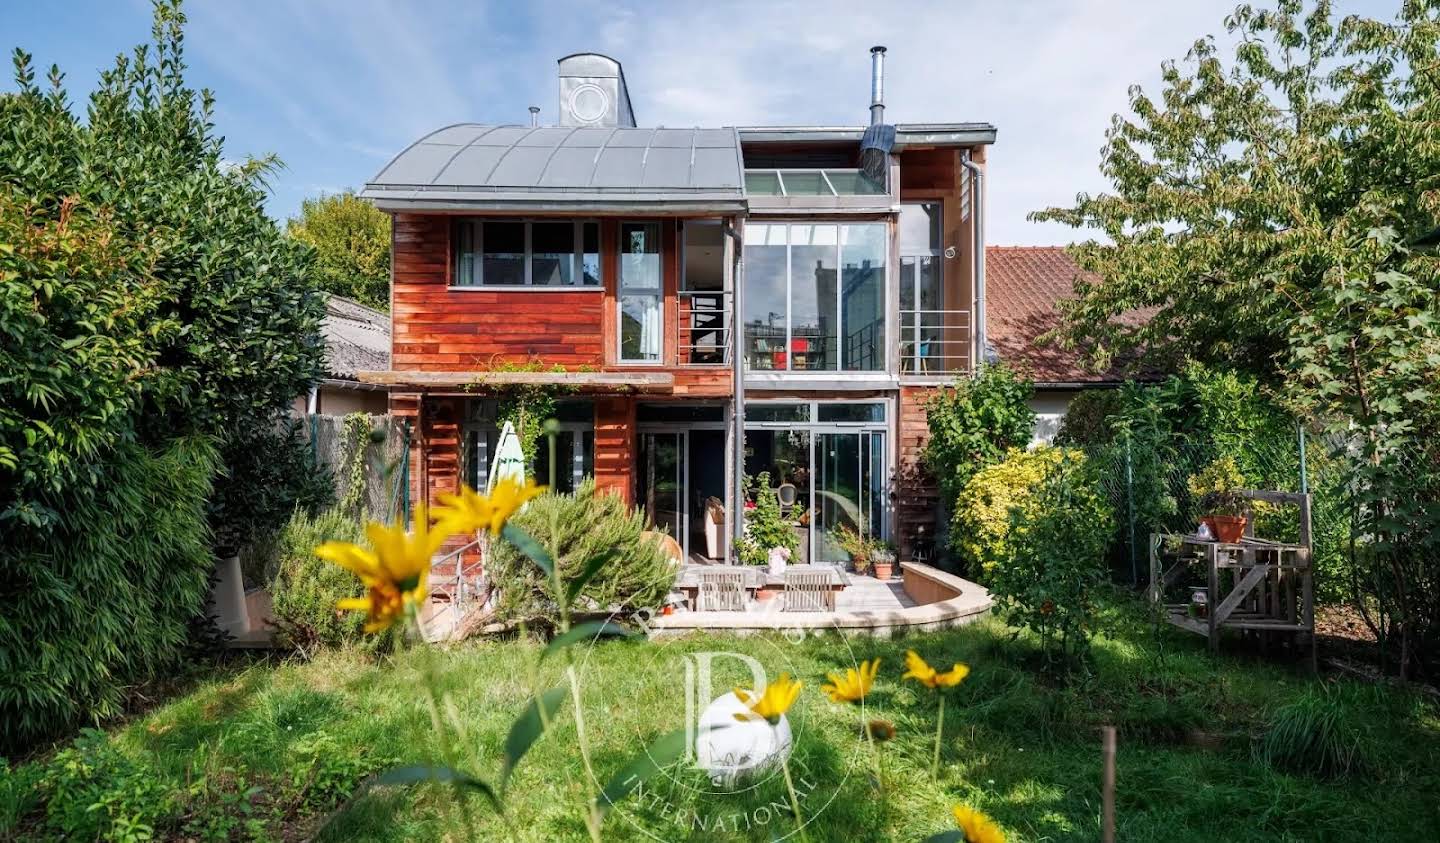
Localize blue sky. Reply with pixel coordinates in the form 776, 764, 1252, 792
1, 0, 1394, 245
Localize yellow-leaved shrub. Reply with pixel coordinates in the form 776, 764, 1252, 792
950, 446, 1082, 580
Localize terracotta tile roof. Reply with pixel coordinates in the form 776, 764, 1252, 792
985, 246, 1136, 385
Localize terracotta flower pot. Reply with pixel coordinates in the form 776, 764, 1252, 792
872, 561, 894, 581
1203, 514, 1248, 543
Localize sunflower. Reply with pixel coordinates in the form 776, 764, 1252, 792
433, 478, 545, 536
314, 504, 450, 633
902, 650, 970, 689
822, 657, 880, 704
952, 805, 1006, 843
734, 673, 803, 725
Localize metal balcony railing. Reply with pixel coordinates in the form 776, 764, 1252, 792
899, 308, 972, 375
678, 290, 731, 365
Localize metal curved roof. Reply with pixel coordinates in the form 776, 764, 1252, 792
361, 124, 746, 213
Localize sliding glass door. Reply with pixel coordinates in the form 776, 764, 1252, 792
639, 432, 685, 555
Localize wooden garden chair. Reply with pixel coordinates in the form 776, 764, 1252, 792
784, 570, 834, 612
698, 569, 746, 612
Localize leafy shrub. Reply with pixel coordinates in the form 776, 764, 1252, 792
924, 363, 1036, 507
486, 480, 676, 619
1, 3, 325, 747
1, 438, 218, 752
269, 508, 393, 655
39, 729, 179, 841
1053, 388, 1125, 447
1256, 685, 1368, 779
989, 452, 1114, 672
737, 472, 799, 565
950, 447, 1073, 579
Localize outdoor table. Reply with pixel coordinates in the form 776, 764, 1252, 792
673, 564, 849, 609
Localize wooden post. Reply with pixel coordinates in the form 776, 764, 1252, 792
1102, 726, 1117, 843
1206, 543, 1219, 655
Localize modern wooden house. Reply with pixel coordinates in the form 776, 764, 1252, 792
359, 49, 995, 565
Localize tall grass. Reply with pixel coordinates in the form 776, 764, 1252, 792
1255, 685, 1368, 779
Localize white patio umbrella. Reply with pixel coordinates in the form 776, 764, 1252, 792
486, 420, 527, 494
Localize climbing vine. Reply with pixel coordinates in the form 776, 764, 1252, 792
338, 413, 372, 517
475, 361, 576, 465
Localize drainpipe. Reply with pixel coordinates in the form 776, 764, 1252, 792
725, 218, 746, 559
960, 150, 986, 368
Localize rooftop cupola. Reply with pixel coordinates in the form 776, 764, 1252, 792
557, 53, 636, 128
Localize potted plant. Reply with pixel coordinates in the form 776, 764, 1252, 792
832, 524, 873, 576
1187, 457, 1249, 543
737, 472, 800, 575
871, 543, 897, 581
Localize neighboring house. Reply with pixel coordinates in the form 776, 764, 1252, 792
300, 294, 390, 416
359, 49, 994, 564
986, 246, 1132, 444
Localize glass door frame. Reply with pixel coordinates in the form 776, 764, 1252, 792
742, 398, 892, 565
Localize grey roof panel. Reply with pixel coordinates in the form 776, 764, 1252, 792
375, 142, 459, 184
692, 147, 743, 188
363, 123, 746, 207
590, 147, 646, 186
606, 129, 659, 148
434, 145, 511, 185
539, 147, 603, 185
641, 147, 692, 187
488, 145, 558, 185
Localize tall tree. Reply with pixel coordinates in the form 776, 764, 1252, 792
1033, 0, 1440, 675
287, 191, 391, 310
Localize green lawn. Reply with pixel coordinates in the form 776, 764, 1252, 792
5, 598, 1439, 842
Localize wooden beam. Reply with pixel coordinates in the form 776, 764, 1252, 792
356, 370, 675, 392
1213, 563, 1271, 626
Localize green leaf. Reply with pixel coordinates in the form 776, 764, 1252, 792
502, 523, 553, 579
566, 548, 620, 604
596, 729, 689, 818
374, 765, 503, 814
541, 620, 636, 663
500, 685, 569, 792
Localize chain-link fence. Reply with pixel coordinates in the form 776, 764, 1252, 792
304, 413, 411, 524
1085, 426, 1437, 611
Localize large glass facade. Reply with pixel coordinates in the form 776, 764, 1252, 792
743, 222, 886, 372
898, 203, 950, 373
743, 400, 888, 566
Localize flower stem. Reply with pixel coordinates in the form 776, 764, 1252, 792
932, 695, 946, 780
567, 660, 603, 843
780, 752, 808, 840
865, 717, 884, 796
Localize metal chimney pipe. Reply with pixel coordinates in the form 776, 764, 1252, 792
528, 105, 540, 127
869, 46, 887, 125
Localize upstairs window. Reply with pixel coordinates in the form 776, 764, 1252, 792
453, 219, 600, 287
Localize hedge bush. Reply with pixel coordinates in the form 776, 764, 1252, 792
485, 480, 676, 620
923, 363, 1036, 508
950, 446, 1079, 581
0, 438, 218, 750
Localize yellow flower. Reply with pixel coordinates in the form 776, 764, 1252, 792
734, 673, 803, 725
314, 505, 449, 633
902, 650, 970, 690
433, 479, 545, 536
952, 805, 1005, 843
822, 658, 880, 704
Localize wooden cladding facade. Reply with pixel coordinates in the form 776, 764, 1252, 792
391, 213, 734, 394
392, 214, 605, 370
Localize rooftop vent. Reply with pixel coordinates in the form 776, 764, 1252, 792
557, 53, 636, 128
